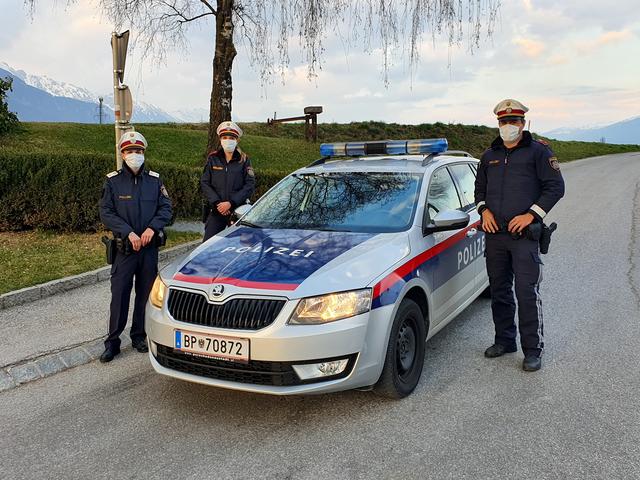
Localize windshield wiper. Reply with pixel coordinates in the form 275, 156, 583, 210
237, 220, 264, 229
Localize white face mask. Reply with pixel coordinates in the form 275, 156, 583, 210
499, 124, 522, 143
221, 139, 237, 153
124, 152, 145, 171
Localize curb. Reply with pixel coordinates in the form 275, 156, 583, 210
0, 240, 200, 311
0, 337, 134, 393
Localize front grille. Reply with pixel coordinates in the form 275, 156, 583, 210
155, 345, 357, 387
167, 289, 286, 330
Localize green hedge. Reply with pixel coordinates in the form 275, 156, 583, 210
0, 151, 288, 232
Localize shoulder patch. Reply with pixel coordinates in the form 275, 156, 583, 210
148, 170, 160, 178
549, 156, 560, 171
106, 170, 119, 178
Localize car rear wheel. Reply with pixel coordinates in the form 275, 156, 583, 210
374, 299, 426, 399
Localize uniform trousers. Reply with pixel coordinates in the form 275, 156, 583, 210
485, 234, 544, 357
105, 247, 158, 350
204, 212, 230, 242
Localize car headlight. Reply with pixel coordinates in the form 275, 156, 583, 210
289, 289, 372, 325
150, 276, 168, 308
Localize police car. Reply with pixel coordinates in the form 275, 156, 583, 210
146, 138, 488, 398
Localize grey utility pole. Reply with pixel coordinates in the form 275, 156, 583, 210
98, 97, 104, 125
110, 31, 134, 170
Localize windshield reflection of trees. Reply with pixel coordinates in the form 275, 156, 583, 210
253, 173, 418, 230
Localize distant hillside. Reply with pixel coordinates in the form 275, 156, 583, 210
545, 116, 640, 144
0, 123, 637, 172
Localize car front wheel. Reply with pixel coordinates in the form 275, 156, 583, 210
374, 298, 426, 399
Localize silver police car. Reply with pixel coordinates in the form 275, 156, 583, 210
146, 138, 488, 398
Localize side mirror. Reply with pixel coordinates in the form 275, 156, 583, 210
234, 203, 252, 217
424, 210, 470, 235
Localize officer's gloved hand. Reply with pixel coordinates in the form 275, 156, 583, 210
128, 232, 142, 252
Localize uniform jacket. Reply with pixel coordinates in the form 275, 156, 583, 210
474, 131, 565, 226
201, 149, 256, 213
99, 164, 173, 238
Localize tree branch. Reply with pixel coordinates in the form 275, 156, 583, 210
199, 0, 217, 15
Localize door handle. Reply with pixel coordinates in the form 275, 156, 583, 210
466, 228, 478, 237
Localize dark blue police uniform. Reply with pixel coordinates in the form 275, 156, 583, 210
99, 165, 172, 352
201, 149, 255, 241
475, 131, 565, 358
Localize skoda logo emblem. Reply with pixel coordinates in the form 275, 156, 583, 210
211, 284, 225, 297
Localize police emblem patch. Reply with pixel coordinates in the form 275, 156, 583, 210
161, 185, 170, 198
549, 156, 560, 171
247, 167, 255, 177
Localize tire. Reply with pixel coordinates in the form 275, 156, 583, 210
480, 285, 492, 298
374, 299, 427, 399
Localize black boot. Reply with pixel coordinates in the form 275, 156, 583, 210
523, 356, 542, 371
484, 343, 517, 358
132, 340, 149, 353
100, 347, 120, 363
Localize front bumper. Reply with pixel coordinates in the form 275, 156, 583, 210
145, 292, 394, 395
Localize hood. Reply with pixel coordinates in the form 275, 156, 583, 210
169, 227, 409, 298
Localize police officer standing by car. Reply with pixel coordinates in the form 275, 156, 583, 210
99, 131, 172, 363
475, 99, 565, 371
201, 121, 256, 241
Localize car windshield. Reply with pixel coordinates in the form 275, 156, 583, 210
241, 172, 422, 233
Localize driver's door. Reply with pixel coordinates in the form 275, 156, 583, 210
422, 166, 477, 326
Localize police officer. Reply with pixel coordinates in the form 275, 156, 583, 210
201, 121, 256, 241
474, 99, 565, 371
99, 131, 172, 363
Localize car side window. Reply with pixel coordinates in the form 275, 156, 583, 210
448, 163, 477, 210
426, 167, 462, 220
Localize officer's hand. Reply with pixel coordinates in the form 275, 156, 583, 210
481, 209, 499, 233
217, 201, 232, 215
508, 213, 534, 233
128, 232, 142, 252
141, 228, 155, 247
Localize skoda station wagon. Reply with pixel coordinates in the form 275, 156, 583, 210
146, 138, 489, 398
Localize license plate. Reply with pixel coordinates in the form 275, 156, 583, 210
174, 329, 250, 364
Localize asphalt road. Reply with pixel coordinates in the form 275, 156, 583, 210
1, 153, 639, 479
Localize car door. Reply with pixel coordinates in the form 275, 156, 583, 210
421, 165, 476, 326
448, 162, 487, 295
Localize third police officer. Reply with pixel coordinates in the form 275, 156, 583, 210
475, 99, 565, 372
201, 121, 256, 241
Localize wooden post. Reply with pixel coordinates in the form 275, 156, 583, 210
311, 113, 318, 141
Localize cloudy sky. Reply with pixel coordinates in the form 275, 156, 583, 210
1, 0, 639, 132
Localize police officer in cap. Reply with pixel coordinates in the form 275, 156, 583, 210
201, 121, 256, 241
99, 131, 172, 362
474, 99, 565, 371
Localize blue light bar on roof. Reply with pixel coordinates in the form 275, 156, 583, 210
319, 138, 448, 157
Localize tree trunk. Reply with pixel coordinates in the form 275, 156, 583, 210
207, 0, 236, 153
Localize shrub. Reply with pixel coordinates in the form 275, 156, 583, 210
0, 151, 286, 231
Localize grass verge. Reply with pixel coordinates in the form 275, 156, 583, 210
0, 229, 201, 295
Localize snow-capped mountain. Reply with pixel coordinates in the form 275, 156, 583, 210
0, 62, 182, 123
170, 107, 210, 123
0, 62, 96, 103
544, 116, 640, 145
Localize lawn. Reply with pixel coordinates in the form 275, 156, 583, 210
0, 229, 201, 295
